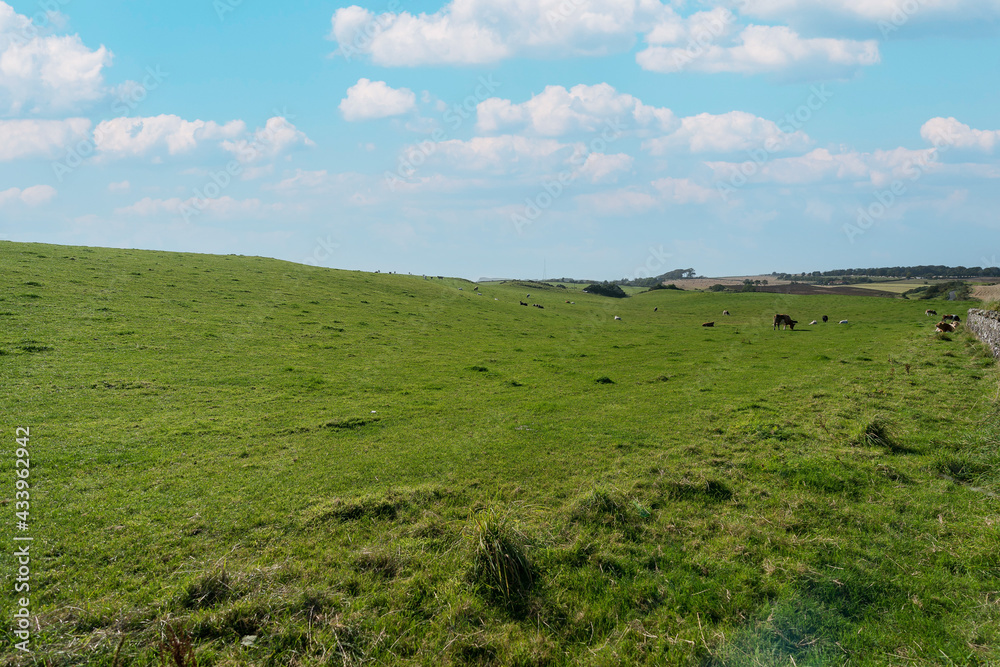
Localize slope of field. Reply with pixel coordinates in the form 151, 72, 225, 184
1, 242, 998, 666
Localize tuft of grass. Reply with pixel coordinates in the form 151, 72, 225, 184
570, 486, 636, 529
180, 566, 234, 610
849, 414, 903, 451
466, 501, 534, 610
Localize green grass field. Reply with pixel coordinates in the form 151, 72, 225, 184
1, 241, 998, 666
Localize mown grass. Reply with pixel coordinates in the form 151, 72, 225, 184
0, 241, 998, 665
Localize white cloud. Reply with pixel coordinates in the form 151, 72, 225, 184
340, 78, 417, 121
921, 117, 1000, 153
329, 0, 670, 66
108, 180, 130, 192
577, 152, 633, 183
221, 116, 315, 163
705, 146, 942, 187
0, 184, 56, 206
651, 177, 715, 203
429, 135, 576, 174
575, 187, 661, 215
734, 0, 1000, 25
95, 115, 246, 159
637, 24, 879, 77
115, 195, 290, 219
706, 148, 869, 184
0, 2, 112, 113
0, 118, 90, 161
645, 110, 811, 154
477, 83, 675, 136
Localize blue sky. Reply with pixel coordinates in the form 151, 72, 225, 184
1, 0, 998, 280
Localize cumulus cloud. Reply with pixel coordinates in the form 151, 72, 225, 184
645, 110, 811, 154
921, 117, 1000, 153
340, 78, 417, 121
94, 115, 246, 159
576, 152, 633, 183
637, 24, 879, 77
0, 118, 91, 161
428, 135, 575, 174
477, 83, 675, 136
0, 184, 56, 206
0, 2, 112, 113
221, 116, 315, 163
329, 0, 670, 66
705, 146, 943, 187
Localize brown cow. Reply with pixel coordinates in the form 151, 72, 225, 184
936, 321, 956, 333
702, 321, 714, 327
773, 314, 797, 330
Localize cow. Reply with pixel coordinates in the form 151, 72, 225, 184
773, 314, 797, 330
839, 320, 849, 324
654, 307, 658, 312
953, 315, 961, 323
936, 321, 956, 333
822, 315, 828, 323
723, 310, 730, 316
614, 316, 622, 321
810, 320, 818, 325
702, 321, 714, 327
925, 309, 937, 316
519, 301, 528, 306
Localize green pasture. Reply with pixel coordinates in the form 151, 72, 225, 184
0, 241, 998, 666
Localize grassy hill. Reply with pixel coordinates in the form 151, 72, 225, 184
1, 241, 998, 666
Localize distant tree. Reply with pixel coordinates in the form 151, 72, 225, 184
708, 284, 727, 292
583, 282, 629, 298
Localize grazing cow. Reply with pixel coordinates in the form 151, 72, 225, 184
773, 314, 797, 330
702, 321, 714, 327
810, 320, 818, 325
839, 320, 849, 324
822, 315, 828, 323
723, 310, 730, 316
614, 316, 621, 321
925, 309, 937, 316
936, 321, 956, 333
654, 307, 658, 312
519, 301, 528, 306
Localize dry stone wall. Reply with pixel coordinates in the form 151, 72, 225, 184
967, 309, 1000, 358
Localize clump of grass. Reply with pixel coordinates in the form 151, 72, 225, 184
571, 487, 629, 526
180, 566, 234, 610
466, 502, 534, 610
849, 414, 901, 451
354, 548, 406, 579
667, 476, 733, 502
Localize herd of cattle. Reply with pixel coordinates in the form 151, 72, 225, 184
927, 310, 962, 333
500, 288, 962, 333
